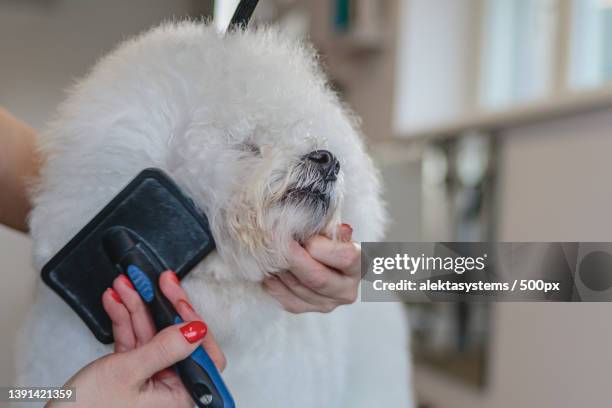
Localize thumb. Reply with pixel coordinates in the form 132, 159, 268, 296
120, 321, 207, 383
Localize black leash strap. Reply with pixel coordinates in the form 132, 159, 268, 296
228, 0, 260, 30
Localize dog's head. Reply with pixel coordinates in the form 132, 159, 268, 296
170, 119, 346, 280
32, 23, 386, 281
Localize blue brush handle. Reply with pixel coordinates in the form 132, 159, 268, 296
126, 265, 235, 408
174, 316, 235, 408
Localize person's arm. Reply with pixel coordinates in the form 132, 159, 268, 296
0, 108, 39, 232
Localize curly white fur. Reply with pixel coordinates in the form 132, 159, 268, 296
17, 22, 412, 407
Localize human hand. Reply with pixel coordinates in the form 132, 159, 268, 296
47, 271, 225, 408
102, 271, 225, 367
263, 224, 361, 313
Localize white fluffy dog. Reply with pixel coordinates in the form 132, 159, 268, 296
18, 22, 412, 407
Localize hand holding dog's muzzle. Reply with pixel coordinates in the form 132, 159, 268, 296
263, 223, 361, 313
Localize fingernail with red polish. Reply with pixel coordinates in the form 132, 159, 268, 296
108, 288, 122, 304
340, 223, 353, 241
167, 270, 180, 285
180, 321, 207, 343
178, 299, 195, 312
118, 274, 135, 290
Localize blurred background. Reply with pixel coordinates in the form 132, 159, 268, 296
2, 0, 612, 407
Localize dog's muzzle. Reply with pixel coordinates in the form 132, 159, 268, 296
283, 149, 340, 210
305, 150, 340, 182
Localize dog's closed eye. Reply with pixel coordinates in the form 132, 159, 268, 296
237, 142, 262, 156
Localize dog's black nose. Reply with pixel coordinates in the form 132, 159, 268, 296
306, 150, 340, 181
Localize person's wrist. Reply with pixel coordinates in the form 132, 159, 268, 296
0, 108, 40, 232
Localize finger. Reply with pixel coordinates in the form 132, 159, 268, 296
158, 271, 191, 306
159, 271, 227, 371
120, 321, 208, 384
276, 271, 340, 312
303, 235, 361, 277
287, 240, 355, 297
262, 274, 323, 313
113, 275, 156, 346
152, 367, 177, 382
102, 288, 136, 352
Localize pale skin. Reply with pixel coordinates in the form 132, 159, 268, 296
0, 108, 39, 232
0, 109, 362, 405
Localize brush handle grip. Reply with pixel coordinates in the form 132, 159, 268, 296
126, 265, 235, 408
174, 316, 236, 408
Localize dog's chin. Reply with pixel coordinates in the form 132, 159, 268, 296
218, 199, 337, 281
284, 187, 331, 216
216, 178, 341, 280
279, 190, 340, 246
